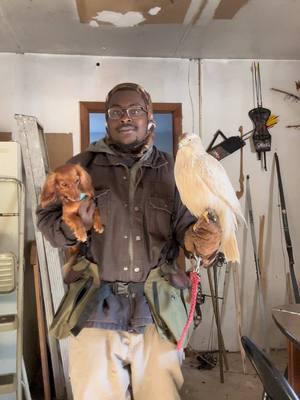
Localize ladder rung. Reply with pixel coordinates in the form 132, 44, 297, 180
0, 314, 17, 331
0, 213, 19, 216
0, 373, 16, 394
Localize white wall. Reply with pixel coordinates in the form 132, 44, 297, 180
0, 54, 199, 154
1, 54, 299, 353
190, 59, 300, 352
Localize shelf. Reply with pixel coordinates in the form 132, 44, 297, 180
0, 373, 16, 394
0, 314, 18, 332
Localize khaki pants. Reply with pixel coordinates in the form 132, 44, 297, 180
69, 324, 183, 400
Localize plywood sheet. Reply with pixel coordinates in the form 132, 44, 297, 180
0, 132, 12, 141
45, 133, 74, 170
214, 0, 249, 19
76, 0, 191, 25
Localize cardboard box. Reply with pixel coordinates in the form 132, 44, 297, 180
45, 133, 74, 170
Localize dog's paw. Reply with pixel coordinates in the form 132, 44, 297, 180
74, 229, 87, 242
94, 224, 104, 234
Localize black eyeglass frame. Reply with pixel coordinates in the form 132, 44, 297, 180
107, 106, 148, 120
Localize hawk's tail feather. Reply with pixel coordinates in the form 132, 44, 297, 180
219, 209, 240, 263
223, 235, 240, 264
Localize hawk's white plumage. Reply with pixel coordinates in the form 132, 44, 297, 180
175, 133, 245, 263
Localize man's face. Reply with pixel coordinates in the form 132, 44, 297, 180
107, 90, 148, 146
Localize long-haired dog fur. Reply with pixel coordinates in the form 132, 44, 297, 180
40, 163, 104, 282
40, 163, 104, 242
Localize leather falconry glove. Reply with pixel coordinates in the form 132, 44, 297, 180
184, 210, 222, 268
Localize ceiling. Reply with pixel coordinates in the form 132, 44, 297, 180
0, 0, 299, 59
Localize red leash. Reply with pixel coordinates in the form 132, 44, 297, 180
177, 271, 200, 351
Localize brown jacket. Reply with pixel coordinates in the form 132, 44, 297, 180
37, 140, 196, 282
36, 140, 196, 332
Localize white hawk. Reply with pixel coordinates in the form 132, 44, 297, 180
175, 133, 245, 263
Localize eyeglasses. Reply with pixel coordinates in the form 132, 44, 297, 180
107, 106, 147, 120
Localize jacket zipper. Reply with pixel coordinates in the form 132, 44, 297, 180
129, 164, 138, 279
127, 149, 152, 280
128, 162, 145, 280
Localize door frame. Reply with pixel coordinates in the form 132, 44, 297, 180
79, 101, 182, 154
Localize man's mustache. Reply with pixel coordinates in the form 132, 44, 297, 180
117, 124, 137, 132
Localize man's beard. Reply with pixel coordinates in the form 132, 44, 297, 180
108, 131, 153, 155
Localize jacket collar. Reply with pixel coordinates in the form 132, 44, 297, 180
88, 139, 168, 169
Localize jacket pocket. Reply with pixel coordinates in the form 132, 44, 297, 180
144, 267, 193, 348
95, 188, 111, 226
147, 196, 173, 240
49, 276, 94, 339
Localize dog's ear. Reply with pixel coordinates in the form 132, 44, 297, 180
75, 164, 94, 197
40, 172, 58, 207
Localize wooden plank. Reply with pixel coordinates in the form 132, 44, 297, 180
232, 263, 247, 373
45, 133, 73, 170
30, 242, 51, 400
258, 215, 265, 275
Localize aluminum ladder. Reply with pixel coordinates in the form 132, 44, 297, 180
13, 115, 71, 399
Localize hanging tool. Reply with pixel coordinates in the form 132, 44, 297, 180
206, 253, 229, 383
271, 88, 300, 102
249, 62, 272, 171
220, 262, 231, 325
206, 130, 245, 161
238, 114, 279, 142
206, 114, 278, 162
274, 153, 300, 303
258, 216, 265, 277
233, 131, 247, 371
286, 124, 300, 129
235, 126, 245, 199
220, 122, 247, 373
246, 175, 269, 352
232, 262, 247, 373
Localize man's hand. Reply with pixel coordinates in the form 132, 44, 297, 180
184, 214, 222, 267
78, 200, 96, 231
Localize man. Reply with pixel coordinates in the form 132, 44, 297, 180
37, 83, 221, 400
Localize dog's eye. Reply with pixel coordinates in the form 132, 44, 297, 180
61, 182, 67, 187
75, 179, 80, 184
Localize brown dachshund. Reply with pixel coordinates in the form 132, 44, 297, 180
40, 163, 104, 242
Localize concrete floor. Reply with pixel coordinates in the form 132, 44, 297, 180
181, 349, 288, 400
30, 348, 288, 399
